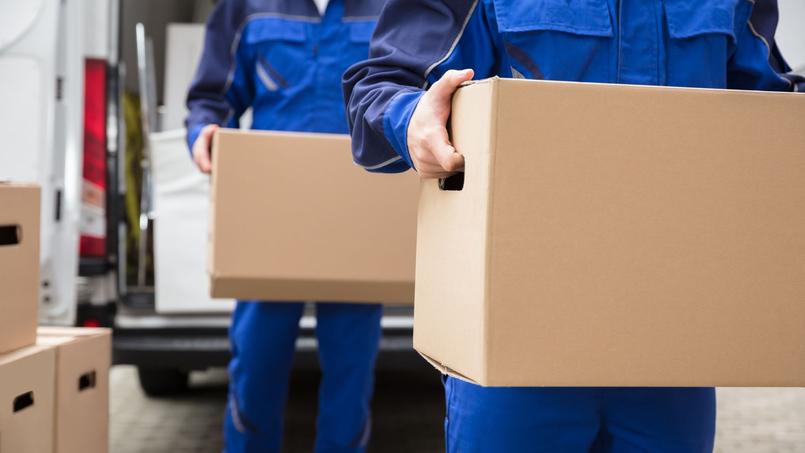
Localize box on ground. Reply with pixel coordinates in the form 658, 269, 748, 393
37, 327, 111, 453
210, 130, 419, 305
0, 345, 56, 453
0, 183, 40, 355
414, 77, 805, 387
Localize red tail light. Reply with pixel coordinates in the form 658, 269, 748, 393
82, 319, 101, 328
80, 58, 108, 258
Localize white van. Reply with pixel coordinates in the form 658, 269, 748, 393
0, 0, 420, 396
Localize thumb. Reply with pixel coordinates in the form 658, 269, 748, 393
203, 124, 219, 140
429, 69, 474, 104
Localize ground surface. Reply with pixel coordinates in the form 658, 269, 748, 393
110, 365, 805, 453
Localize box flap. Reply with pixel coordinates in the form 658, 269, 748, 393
37, 326, 111, 340
417, 351, 483, 386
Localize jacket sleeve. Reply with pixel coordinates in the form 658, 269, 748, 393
185, 0, 255, 151
728, 0, 805, 92
342, 0, 504, 173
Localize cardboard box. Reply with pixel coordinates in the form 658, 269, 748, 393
0, 345, 56, 453
210, 130, 419, 304
0, 183, 40, 355
37, 327, 111, 453
415, 77, 805, 387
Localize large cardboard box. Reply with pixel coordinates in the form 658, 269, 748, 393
0, 345, 56, 453
210, 130, 418, 305
0, 183, 40, 355
38, 327, 111, 453
415, 77, 805, 387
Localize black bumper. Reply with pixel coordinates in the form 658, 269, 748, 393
113, 325, 422, 372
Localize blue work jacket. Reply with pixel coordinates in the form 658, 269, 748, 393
186, 0, 384, 150
343, 0, 805, 172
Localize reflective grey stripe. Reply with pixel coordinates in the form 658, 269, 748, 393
356, 155, 403, 170
511, 66, 525, 79
342, 16, 377, 22
350, 414, 372, 449
421, 0, 480, 89
229, 393, 248, 434
256, 63, 279, 91
359, 416, 372, 448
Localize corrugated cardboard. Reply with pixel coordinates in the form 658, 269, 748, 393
0, 345, 56, 453
210, 130, 418, 304
414, 77, 805, 387
0, 183, 40, 355
38, 327, 111, 453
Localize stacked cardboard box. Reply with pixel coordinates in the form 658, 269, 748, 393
0, 183, 111, 452
0, 183, 40, 355
209, 130, 419, 305
0, 183, 51, 450
38, 327, 111, 453
415, 78, 805, 387
0, 345, 57, 453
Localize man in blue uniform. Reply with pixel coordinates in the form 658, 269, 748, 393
344, 0, 803, 451
186, 1, 385, 452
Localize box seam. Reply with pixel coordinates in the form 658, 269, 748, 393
481, 77, 501, 385
208, 132, 221, 281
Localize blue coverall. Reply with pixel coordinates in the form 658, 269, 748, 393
186, 1, 385, 451
343, 0, 804, 451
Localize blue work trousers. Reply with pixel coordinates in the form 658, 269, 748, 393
224, 301, 383, 453
444, 377, 716, 452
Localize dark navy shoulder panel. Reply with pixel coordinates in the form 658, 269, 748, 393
344, 0, 387, 19
368, 0, 479, 77
243, 0, 318, 18
242, 0, 386, 20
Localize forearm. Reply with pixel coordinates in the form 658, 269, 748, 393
343, 0, 501, 172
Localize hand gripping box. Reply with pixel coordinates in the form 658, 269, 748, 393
414, 78, 805, 387
209, 130, 419, 305
0, 183, 40, 355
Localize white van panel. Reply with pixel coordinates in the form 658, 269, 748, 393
0, 0, 83, 325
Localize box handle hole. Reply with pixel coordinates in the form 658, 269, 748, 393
0, 225, 21, 246
13, 391, 34, 413
78, 371, 97, 391
439, 173, 464, 191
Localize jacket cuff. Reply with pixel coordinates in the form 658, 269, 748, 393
383, 90, 424, 170
186, 124, 206, 155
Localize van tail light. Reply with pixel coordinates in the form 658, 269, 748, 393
80, 58, 108, 258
